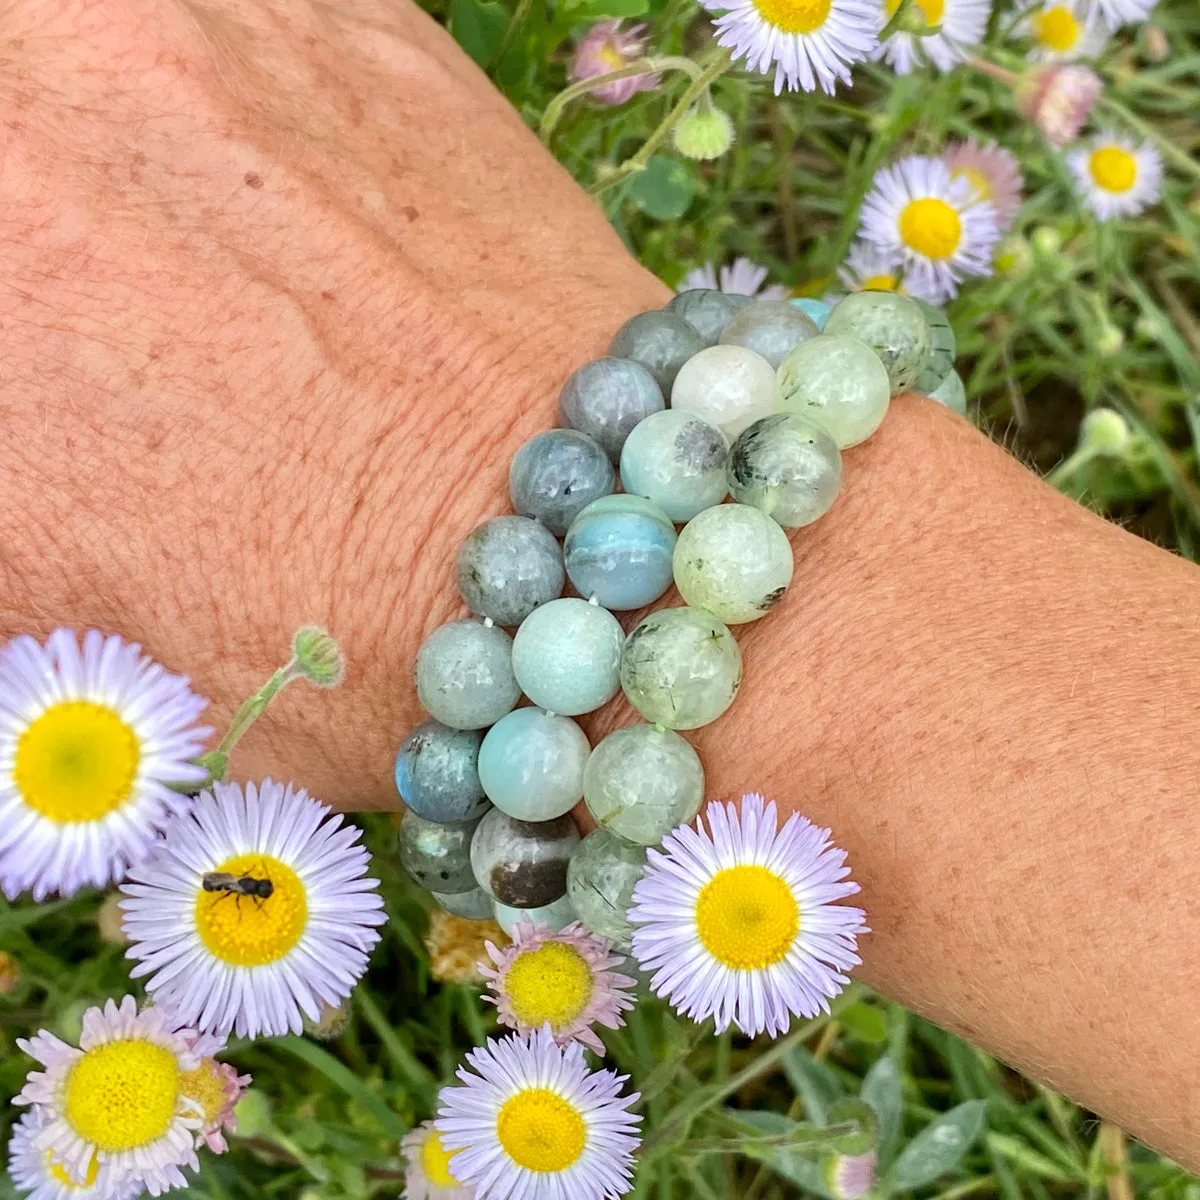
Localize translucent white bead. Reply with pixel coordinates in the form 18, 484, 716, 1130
674, 503, 794, 624
727, 414, 842, 528
511, 598, 623, 715
477, 708, 591, 821
719, 300, 819, 369
776, 334, 891, 449
619, 410, 728, 523
670, 344, 777, 442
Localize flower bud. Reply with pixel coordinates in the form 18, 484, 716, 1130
672, 105, 735, 161
571, 21, 659, 106
1032, 226, 1063, 256
0, 950, 20, 994
822, 1151, 877, 1200
96, 891, 131, 946
996, 235, 1033, 275
233, 1088, 273, 1138
1095, 322, 1125, 357
1017, 64, 1102, 147
292, 626, 345, 688
1143, 24, 1170, 63
303, 999, 351, 1041
1080, 407, 1131, 456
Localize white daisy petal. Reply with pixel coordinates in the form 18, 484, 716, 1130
6, 1107, 144, 1200
838, 239, 907, 293
0, 629, 211, 901
1087, 0, 1155, 30
874, 0, 992, 74
401, 1119, 476, 1200
120, 778, 386, 1038
1017, 0, 1108, 61
1066, 131, 1163, 220
679, 255, 790, 300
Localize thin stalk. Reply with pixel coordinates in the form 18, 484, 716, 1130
488, 0, 532, 70
966, 54, 1020, 87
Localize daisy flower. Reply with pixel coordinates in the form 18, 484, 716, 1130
15, 996, 202, 1195
859, 154, 1001, 303
401, 1120, 474, 1200
571, 22, 659, 105
178, 1030, 251, 1154
1018, 0, 1107, 60
479, 919, 637, 1054
699, 0, 882, 95
679, 256, 789, 300
1088, 0, 1156, 31
120, 778, 386, 1038
838, 240, 906, 293
874, 0, 991, 74
6, 1108, 144, 1200
943, 138, 1025, 232
437, 1025, 641, 1200
629, 793, 866, 1038
0, 629, 210, 901
1067, 132, 1163, 219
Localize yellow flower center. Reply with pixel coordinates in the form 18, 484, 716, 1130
1032, 5, 1081, 50
597, 43, 625, 69
504, 942, 595, 1030
14, 701, 140, 823
953, 165, 994, 202
860, 273, 898, 291
899, 197, 962, 259
420, 1128, 464, 1188
751, 0, 833, 34
46, 1150, 100, 1190
194, 854, 307, 967
178, 1059, 228, 1126
63, 1038, 179, 1153
695, 864, 799, 970
1089, 146, 1137, 193
496, 1088, 586, 1173
885, 0, 944, 27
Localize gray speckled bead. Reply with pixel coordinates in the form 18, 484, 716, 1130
394, 721, 488, 823
494, 894, 576, 936
432, 886, 495, 920
512, 598, 623, 714
912, 299, 956, 395
477, 707, 591, 821
824, 291, 932, 394
619, 410, 728, 523
728, 413, 842, 528
470, 809, 580, 908
776, 334, 891, 449
667, 289, 746, 346
620, 606, 742, 730
399, 810, 484, 894
509, 429, 615, 536
583, 723, 704, 845
455, 516, 564, 627
567, 829, 648, 950
415, 620, 520, 730
929, 367, 967, 414
564, 495, 677, 612
608, 310, 705, 394
674, 503, 794, 625
558, 357, 665, 461
719, 300, 820, 369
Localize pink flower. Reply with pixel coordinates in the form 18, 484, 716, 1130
571, 21, 658, 105
1017, 64, 1103, 147
944, 138, 1025, 232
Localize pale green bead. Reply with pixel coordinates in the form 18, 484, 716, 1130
824, 291, 932, 394
670, 344, 777, 442
727, 414, 842, 528
494, 894, 576, 936
929, 367, 967, 414
674, 503, 793, 625
620, 606, 741, 730
566, 829, 648, 949
619, 410, 728, 523
776, 334, 891, 449
584, 724, 704, 845
511, 598, 623, 715
911, 299, 956, 395
719, 300, 819, 369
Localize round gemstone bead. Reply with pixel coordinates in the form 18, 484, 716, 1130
398, 810, 484, 894
790, 297, 832, 330
563, 494, 677, 611
558, 357, 665, 461
824, 291, 932, 394
666, 289, 745, 346
929, 367, 966, 414
415, 620, 520, 730
477, 708, 591, 821
567, 829, 648, 950
719, 300, 820, 369
455, 515, 564, 627
494, 894, 576, 937
583, 724, 704, 845
511, 597, 623, 715
509, 429, 615, 536
674, 503, 794, 624
727, 413, 842, 528
619, 410, 728, 523
432, 886, 495, 920
470, 809, 580, 908
608, 310, 705, 394
912, 299, 956, 395
671, 344, 778, 443
620, 606, 742, 729
776, 334, 891, 449
394, 721, 489, 824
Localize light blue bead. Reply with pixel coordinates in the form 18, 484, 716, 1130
415, 620, 520, 730
563, 494, 677, 612
494, 894, 576, 936
512, 598, 623, 715
790, 298, 832, 330
478, 707, 591, 822
394, 720, 488, 823
929, 367, 967, 414
620, 409, 728, 523
509, 430, 615, 536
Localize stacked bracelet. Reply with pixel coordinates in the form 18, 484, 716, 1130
395, 285, 958, 948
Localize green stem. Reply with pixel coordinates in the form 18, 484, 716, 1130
588, 51, 734, 197
1045, 445, 1098, 487
965, 54, 1020, 87
539, 56, 706, 145
489, 0, 532, 69
1098, 95, 1200, 184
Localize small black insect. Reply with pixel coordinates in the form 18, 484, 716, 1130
202, 870, 274, 908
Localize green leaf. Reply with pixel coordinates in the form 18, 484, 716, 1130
782, 1047, 846, 1125
733, 1111, 836, 1199
449, 0, 509, 67
565, 0, 650, 14
890, 1100, 987, 1191
626, 156, 694, 221
839, 1001, 889, 1044
861, 1055, 903, 1169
